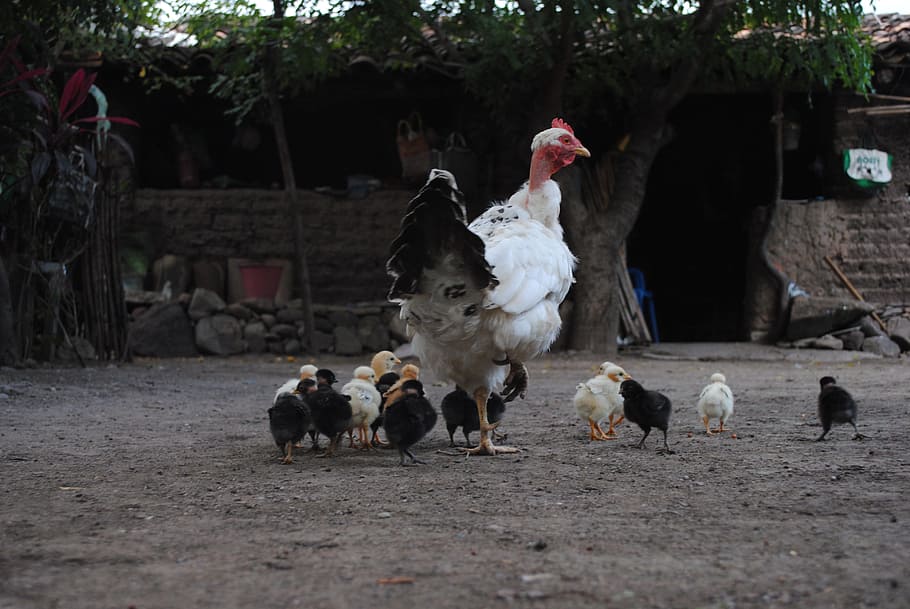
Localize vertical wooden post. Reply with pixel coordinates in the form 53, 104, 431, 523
264, 0, 315, 351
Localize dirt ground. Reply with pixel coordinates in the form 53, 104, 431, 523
1, 345, 909, 609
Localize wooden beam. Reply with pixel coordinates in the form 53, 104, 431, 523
823, 255, 887, 332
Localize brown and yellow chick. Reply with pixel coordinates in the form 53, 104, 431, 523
371, 350, 401, 380
383, 364, 420, 406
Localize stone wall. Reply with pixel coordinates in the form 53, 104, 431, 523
746, 197, 910, 339
123, 188, 412, 304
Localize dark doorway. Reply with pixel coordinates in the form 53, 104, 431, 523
627, 94, 774, 342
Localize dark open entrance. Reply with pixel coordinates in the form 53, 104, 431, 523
626, 94, 776, 342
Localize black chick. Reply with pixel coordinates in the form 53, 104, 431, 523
316, 368, 337, 387
382, 379, 437, 466
268, 391, 311, 464
817, 376, 863, 441
304, 370, 352, 457
440, 387, 506, 447
370, 370, 400, 446
619, 379, 674, 454
296, 378, 320, 450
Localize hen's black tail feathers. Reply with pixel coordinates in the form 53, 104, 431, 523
387, 170, 497, 301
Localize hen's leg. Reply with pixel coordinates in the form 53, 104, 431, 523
464, 388, 519, 455
702, 415, 714, 436
281, 441, 294, 464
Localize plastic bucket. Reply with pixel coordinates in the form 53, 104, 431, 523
238, 264, 283, 300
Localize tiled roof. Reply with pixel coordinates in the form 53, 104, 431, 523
863, 13, 910, 64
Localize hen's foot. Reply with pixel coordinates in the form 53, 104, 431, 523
502, 360, 529, 402
463, 436, 520, 455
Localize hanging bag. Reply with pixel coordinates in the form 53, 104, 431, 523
396, 112, 431, 182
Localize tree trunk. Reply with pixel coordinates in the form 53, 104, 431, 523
759, 90, 791, 342
565, 117, 670, 353
0, 256, 16, 365
81, 145, 130, 360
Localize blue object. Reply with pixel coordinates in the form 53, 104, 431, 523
627, 267, 659, 343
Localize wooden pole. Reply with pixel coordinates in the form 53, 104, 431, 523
264, 1, 315, 352
823, 255, 887, 331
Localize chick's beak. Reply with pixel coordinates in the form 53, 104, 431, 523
574, 146, 591, 158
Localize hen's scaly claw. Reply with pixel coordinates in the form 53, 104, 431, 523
502, 360, 529, 403
464, 436, 520, 455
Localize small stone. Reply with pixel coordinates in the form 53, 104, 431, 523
224, 303, 254, 321
187, 288, 226, 321
276, 308, 306, 324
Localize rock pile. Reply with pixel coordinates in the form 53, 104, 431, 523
128, 288, 407, 358
781, 296, 909, 358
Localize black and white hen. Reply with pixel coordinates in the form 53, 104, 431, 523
619, 379, 674, 454
386, 119, 588, 455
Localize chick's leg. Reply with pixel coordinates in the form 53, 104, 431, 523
605, 414, 623, 437
371, 429, 389, 447
703, 415, 713, 436
711, 418, 730, 434
282, 441, 294, 464
588, 419, 607, 441
464, 388, 519, 455
657, 429, 675, 455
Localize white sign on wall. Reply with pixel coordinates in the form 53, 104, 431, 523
843, 148, 892, 187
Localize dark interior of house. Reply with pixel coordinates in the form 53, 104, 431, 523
628, 94, 776, 342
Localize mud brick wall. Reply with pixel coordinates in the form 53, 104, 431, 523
745, 91, 910, 339
124, 188, 412, 303
746, 197, 910, 338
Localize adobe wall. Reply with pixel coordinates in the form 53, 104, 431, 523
745, 90, 910, 339
123, 188, 412, 304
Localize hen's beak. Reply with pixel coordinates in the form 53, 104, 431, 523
575, 146, 591, 158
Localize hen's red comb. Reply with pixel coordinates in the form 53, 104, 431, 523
551, 118, 574, 134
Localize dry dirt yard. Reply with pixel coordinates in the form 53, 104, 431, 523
1, 345, 909, 609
